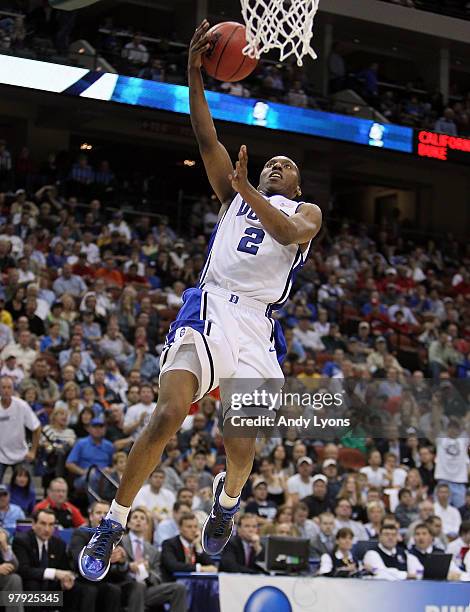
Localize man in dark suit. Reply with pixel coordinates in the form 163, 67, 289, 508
219, 513, 264, 573
161, 513, 217, 582
12, 508, 81, 611
69, 500, 126, 612
121, 507, 187, 612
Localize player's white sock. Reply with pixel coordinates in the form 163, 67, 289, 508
219, 486, 240, 509
106, 500, 130, 527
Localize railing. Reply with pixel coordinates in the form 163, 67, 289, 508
86, 464, 118, 503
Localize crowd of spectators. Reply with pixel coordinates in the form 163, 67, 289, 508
0, 133, 468, 609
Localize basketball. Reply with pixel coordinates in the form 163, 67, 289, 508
202, 22, 258, 82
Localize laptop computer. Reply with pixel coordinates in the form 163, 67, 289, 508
422, 553, 452, 580
256, 536, 310, 575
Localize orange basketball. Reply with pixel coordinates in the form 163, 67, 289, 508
202, 21, 258, 83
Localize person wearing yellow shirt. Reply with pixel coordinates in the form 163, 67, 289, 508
297, 359, 321, 391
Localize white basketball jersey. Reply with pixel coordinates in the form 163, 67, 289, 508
198, 193, 311, 308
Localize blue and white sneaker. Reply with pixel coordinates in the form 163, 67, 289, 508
78, 518, 124, 581
202, 471, 240, 556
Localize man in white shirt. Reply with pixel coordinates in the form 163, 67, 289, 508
287, 456, 314, 503
0, 331, 38, 374
81, 231, 100, 264
293, 316, 325, 352
133, 468, 176, 523
123, 384, 156, 440
0, 376, 40, 482
364, 524, 411, 580
434, 482, 462, 538
360, 450, 387, 488
435, 419, 470, 509
122, 34, 149, 65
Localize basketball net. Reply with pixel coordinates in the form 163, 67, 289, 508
240, 0, 320, 66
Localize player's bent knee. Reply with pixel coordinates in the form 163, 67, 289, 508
146, 401, 188, 440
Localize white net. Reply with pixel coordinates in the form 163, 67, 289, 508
240, 0, 321, 67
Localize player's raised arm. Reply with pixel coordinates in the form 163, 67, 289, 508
188, 20, 234, 206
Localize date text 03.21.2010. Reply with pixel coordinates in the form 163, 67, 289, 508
0, 592, 63, 607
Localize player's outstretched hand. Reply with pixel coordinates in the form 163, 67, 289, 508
188, 19, 211, 69
229, 145, 250, 194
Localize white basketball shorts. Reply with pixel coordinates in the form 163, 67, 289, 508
159, 283, 286, 404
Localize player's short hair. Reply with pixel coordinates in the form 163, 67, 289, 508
178, 512, 197, 527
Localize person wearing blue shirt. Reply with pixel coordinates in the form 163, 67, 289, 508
322, 348, 345, 378
65, 419, 114, 493
0, 485, 25, 530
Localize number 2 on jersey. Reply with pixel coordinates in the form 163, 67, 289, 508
237, 227, 266, 255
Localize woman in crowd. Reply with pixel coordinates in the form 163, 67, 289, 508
257, 457, 287, 506
54, 381, 84, 425
318, 527, 359, 577
5, 287, 25, 321
337, 473, 367, 522
60, 293, 79, 326
117, 287, 137, 338
40, 406, 77, 487
364, 501, 385, 539
8, 465, 36, 515
404, 468, 428, 503
261, 504, 299, 536
72, 405, 95, 438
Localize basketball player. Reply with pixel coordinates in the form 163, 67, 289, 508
78, 19, 321, 581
